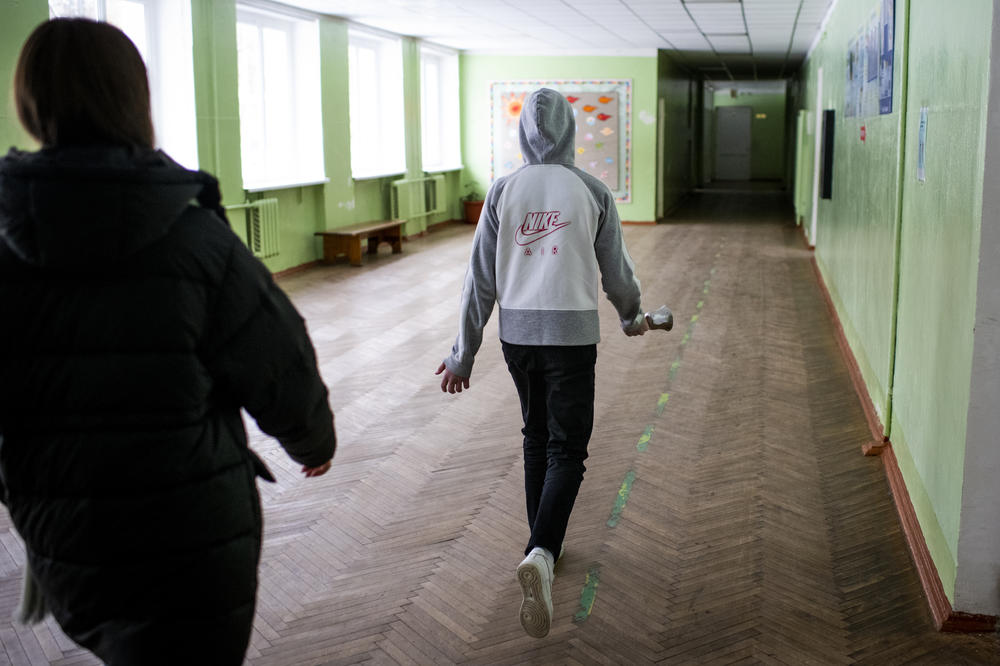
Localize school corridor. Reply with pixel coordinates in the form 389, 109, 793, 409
0, 190, 993, 664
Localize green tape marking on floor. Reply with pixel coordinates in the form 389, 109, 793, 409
668, 361, 681, 381
690, 314, 699, 323
636, 424, 654, 451
656, 393, 670, 415
710, 267, 717, 275
681, 332, 690, 345
607, 470, 636, 527
574, 566, 601, 622
697, 300, 704, 310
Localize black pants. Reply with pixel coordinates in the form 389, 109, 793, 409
502, 342, 597, 558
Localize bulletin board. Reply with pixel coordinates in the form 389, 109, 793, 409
845, 0, 894, 118
490, 80, 632, 202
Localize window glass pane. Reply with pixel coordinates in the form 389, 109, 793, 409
106, 0, 147, 58
236, 22, 264, 183
348, 29, 406, 179
49, 0, 98, 18
236, 5, 325, 189
420, 45, 460, 172
48, 0, 199, 168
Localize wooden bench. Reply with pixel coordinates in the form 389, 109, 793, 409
315, 219, 404, 266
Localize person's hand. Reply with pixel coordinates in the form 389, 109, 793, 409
302, 460, 332, 478
435, 362, 470, 393
622, 312, 649, 337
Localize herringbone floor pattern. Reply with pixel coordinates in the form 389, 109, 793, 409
0, 190, 996, 664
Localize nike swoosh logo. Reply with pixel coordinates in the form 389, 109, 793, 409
515, 220, 571, 246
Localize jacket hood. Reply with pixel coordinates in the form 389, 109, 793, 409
0, 146, 222, 268
519, 88, 576, 166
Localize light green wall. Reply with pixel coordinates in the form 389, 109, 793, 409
658, 52, 696, 216
191, 0, 246, 241
459, 54, 660, 222
889, 0, 993, 596
0, 1, 47, 153
798, 0, 994, 602
799, 0, 905, 428
714, 91, 787, 180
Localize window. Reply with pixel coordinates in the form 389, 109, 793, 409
420, 44, 462, 173
50, 0, 199, 169
348, 27, 405, 180
236, 4, 325, 191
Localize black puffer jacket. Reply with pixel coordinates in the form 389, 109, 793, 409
0, 146, 336, 662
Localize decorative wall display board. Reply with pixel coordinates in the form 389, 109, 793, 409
879, 0, 895, 114
845, 0, 894, 118
490, 80, 632, 202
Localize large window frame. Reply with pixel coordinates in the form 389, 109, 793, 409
347, 27, 406, 180
49, 0, 199, 169
419, 44, 462, 173
235, 3, 326, 191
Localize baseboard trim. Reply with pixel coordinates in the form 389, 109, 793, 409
808, 257, 999, 633
428, 219, 465, 232
623, 220, 657, 225
799, 222, 815, 250
273, 260, 320, 280
809, 257, 885, 449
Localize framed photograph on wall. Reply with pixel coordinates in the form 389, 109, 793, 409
490, 79, 632, 202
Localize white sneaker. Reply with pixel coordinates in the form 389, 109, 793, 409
517, 547, 554, 638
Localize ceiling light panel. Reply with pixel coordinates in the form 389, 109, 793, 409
685, 3, 747, 33
660, 33, 712, 49
706, 33, 752, 53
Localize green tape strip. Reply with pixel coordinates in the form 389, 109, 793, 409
696, 300, 704, 310
574, 566, 601, 622
669, 361, 681, 381
607, 470, 636, 527
636, 424, 654, 451
690, 314, 699, 323
656, 393, 670, 416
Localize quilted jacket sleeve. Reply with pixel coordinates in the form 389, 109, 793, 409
200, 237, 336, 468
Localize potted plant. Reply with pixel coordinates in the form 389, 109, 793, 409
461, 182, 485, 224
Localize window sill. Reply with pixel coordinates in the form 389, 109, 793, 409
422, 164, 465, 174
244, 177, 330, 193
352, 170, 406, 182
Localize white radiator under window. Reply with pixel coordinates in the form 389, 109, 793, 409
391, 175, 446, 224
225, 198, 280, 258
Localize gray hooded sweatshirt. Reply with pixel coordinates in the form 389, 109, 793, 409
444, 88, 642, 377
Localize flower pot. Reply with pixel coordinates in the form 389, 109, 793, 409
463, 200, 485, 224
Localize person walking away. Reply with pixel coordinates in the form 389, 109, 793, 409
0, 18, 336, 664
435, 88, 649, 638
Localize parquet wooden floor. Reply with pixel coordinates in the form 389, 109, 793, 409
0, 190, 997, 664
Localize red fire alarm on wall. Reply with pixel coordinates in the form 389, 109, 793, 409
860, 125, 867, 142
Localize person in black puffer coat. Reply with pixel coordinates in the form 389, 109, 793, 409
0, 18, 336, 664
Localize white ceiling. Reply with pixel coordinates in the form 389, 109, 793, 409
275, 0, 835, 81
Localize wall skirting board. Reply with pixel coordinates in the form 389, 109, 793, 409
809, 256, 998, 633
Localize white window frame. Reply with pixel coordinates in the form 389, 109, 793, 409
348, 26, 406, 180
49, 0, 199, 169
235, 3, 326, 191
419, 43, 462, 173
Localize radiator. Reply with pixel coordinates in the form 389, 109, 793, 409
391, 175, 446, 225
225, 198, 280, 259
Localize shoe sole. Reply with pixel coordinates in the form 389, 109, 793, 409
517, 561, 551, 638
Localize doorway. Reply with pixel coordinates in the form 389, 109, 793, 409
715, 105, 752, 180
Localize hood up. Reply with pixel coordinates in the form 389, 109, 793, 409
518, 88, 577, 166
0, 146, 221, 269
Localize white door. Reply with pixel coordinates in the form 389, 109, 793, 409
715, 106, 752, 180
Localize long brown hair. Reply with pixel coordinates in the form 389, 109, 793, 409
14, 18, 155, 150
